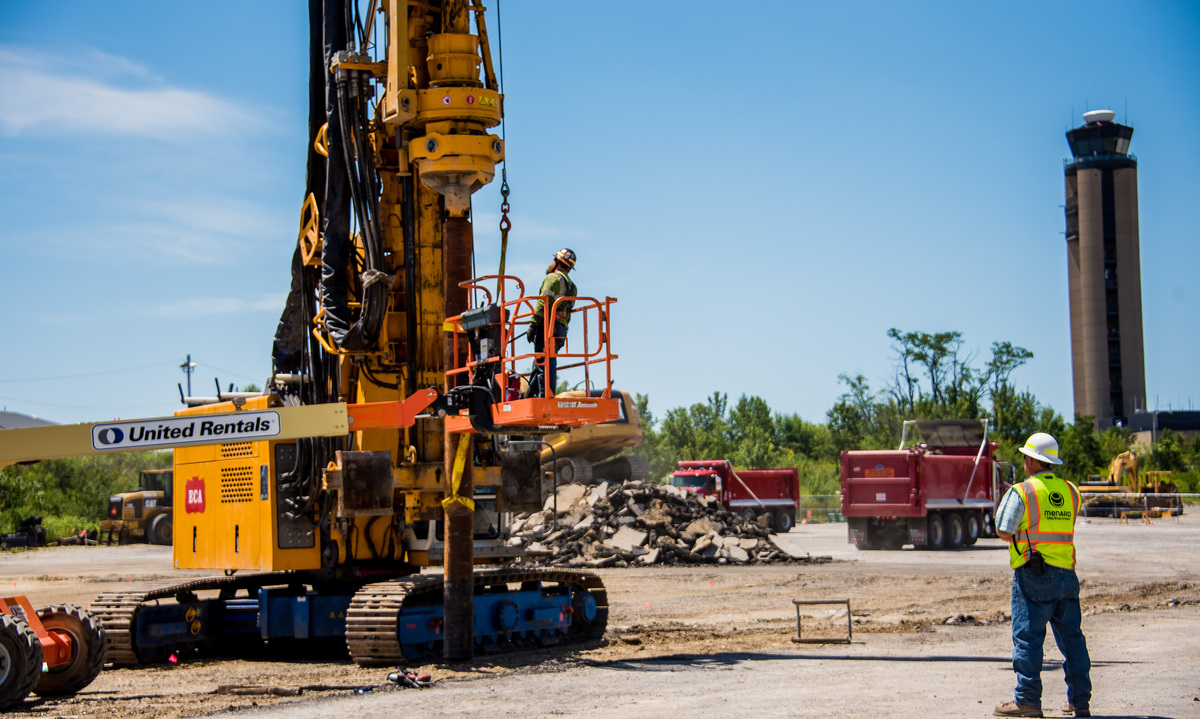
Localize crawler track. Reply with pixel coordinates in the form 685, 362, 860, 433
345, 567, 608, 665
92, 573, 294, 666
92, 568, 606, 667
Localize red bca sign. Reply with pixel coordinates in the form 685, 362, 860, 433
185, 476, 206, 514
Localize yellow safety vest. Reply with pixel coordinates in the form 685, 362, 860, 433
1009, 473, 1080, 570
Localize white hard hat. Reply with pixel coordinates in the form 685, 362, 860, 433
1019, 432, 1063, 466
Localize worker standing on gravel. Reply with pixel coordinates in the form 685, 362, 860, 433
993, 432, 1092, 718
526, 248, 577, 397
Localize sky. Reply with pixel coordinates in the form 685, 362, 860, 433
1, 1, 1198, 428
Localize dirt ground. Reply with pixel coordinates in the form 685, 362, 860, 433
2, 513, 1198, 718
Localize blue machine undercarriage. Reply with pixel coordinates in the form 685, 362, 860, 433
130, 581, 597, 662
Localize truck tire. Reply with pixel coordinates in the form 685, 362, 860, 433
854, 535, 878, 550
982, 511, 996, 537
963, 511, 981, 546
772, 508, 794, 533
880, 527, 906, 550
33, 604, 106, 697
923, 514, 946, 550
147, 514, 172, 546
740, 508, 758, 523
0, 613, 43, 711
945, 513, 965, 549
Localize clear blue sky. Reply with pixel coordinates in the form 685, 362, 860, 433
1, 1, 1197, 426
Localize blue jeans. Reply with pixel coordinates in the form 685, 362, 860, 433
532, 322, 568, 395
1011, 563, 1091, 707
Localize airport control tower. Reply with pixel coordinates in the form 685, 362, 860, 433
1064, 110, 1146, 428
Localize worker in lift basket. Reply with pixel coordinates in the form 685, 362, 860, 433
525, 248, 577, 397
993, 432, 1091, 718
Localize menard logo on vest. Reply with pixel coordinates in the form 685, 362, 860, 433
1048, 491, 1066, 508
90, 411, 281, 451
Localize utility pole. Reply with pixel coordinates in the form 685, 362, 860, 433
180, 355, 196, 397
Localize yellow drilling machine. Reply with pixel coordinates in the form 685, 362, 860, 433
0, 0, 621, 667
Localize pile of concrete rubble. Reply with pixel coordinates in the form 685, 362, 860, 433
507, 479, 825, 567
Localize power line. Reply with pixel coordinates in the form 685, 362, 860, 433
194, 362, 262, 383
0, 360, 180, 383
0, 392, 174, 411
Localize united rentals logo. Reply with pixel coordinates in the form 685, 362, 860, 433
1048, 491, 1066, 508
90, 411, 281, 451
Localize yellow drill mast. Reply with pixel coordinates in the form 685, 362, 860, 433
2, 0, 620, 666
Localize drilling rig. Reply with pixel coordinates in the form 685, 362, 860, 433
0, 0, 620, 666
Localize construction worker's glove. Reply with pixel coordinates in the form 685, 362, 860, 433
527, 321, 541, 344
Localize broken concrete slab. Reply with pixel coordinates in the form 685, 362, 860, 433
609, 525, 648, 551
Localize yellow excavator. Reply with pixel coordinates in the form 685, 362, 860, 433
541, 390, 649, 485
0, 0, 622, 666
1079, 450, 1182, 517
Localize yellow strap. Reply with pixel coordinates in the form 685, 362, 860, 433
441, 434, 476, 512
496, 226, 508, 298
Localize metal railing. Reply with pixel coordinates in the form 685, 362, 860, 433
1079, 491, 1195, 519
798, 494, 843, 523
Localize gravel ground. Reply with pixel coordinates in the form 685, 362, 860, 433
2, 512, 1197, 718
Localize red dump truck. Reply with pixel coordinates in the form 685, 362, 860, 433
668, 460, 799, 533
840, 419, 1015, 550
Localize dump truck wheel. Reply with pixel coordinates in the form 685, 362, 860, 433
981, 511, 996, 537
33, 604, 106, 697
773, 509, 794, 533
945, 513, 965, 549
854, 524, 880, 550
923, 515, 946, 550
740, 508, 758, 523
963, 512, 981, 546
880, 528, 906, 550
147, 514, 172, 546
0, 613, 43, 711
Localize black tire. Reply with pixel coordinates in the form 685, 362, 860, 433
773, 508, 794, 533
982, 511, 996, 537
945, 513, 965, 549
963, 511, 981, 546
34, 604, 106, 697
147, 514, 172, 546
854, 524, 879, 550
0, 613, 43, 711
854, 536, 878, 550
880, 528, 906, 551
924, 514, 946, 550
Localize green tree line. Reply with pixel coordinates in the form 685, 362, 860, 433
1, 451, 171, 540
4, 328, 1197, 538
631, 328, 1200, 495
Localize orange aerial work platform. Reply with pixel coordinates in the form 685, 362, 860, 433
443, 275, 621, 433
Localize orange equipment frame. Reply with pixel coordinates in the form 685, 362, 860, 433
443, 275, 620, 433
0, 596, 73, 668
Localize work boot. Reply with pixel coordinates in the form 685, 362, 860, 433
1061, 701, 1090, 717
993, 701, 1043, 717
